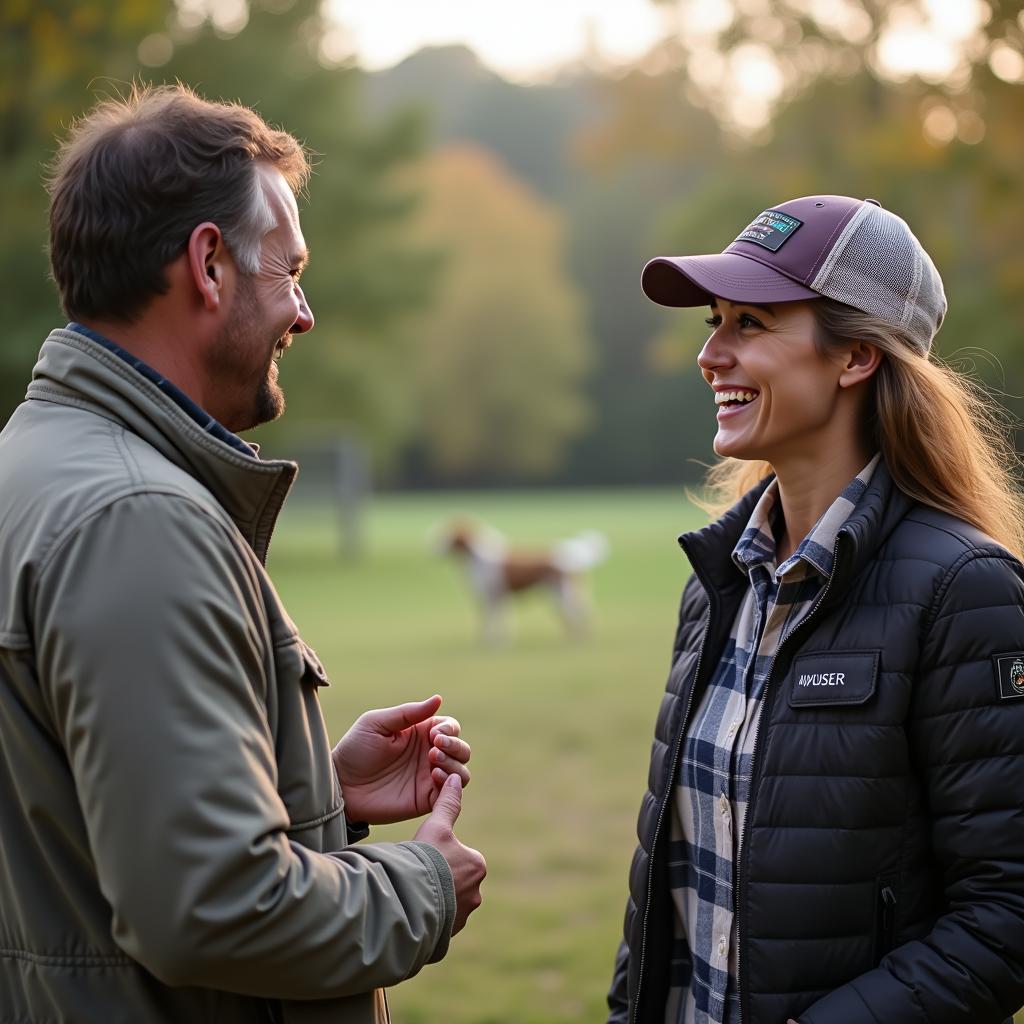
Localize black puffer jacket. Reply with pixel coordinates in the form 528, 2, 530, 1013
608, 463, 1024, 1024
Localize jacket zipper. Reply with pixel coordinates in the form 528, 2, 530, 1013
876, 881, 897, 960
631, 609, 714, 1024
733, 532, 847, 1024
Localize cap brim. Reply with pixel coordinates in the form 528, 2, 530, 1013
641, 253, 821, 308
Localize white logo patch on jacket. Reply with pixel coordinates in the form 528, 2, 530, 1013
788, 651, 880, 708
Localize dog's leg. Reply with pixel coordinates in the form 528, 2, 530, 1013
554, 575, 590, 638
481, 592, 508, 646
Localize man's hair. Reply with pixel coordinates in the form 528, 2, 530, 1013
46, 83, 311, 322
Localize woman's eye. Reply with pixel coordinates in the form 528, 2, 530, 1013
738, 313, 763, 329
704, 316, 721, 328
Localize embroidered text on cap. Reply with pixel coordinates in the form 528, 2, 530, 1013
735, 210, 803, 253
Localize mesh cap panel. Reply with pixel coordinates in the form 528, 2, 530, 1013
810, 203, 946, 354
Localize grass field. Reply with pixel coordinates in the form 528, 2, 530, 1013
267, 488, 1024, 1024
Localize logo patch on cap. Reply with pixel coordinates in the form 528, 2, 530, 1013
993, 653, 1024, 701
735, 209, 803, 253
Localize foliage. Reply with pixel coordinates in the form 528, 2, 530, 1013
0, 0, 169, 414
564, 94, 725, 484
362, 45, 599, 203
654, 0, 1024, 135
5, 1, 1024, 487
406, 145, 592, 479
0, 0, 437, 467
159, 0, 441, 461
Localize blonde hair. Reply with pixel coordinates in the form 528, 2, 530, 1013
697, 298, 1024, 560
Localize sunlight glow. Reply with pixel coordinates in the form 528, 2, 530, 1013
876, 0, 989, 83
327, 0, 669, 82
989, 40, 1024, 83
318, 0, 1001, 134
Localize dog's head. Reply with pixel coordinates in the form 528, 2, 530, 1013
442, 522, 475, 556
431, 519, 506, 560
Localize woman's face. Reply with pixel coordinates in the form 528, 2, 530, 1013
697, 298, 850, 465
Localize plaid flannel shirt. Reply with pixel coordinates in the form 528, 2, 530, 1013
664, 455, 880, 1024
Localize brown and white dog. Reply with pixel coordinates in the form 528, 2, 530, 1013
439, 521, 609, 643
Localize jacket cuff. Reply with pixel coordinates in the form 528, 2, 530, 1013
403, 840, 456, 963
345, 820, 370, 844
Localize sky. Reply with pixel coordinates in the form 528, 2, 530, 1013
324, 0, 993, 88
326, 0, 672, 81
320, 0, 995, 135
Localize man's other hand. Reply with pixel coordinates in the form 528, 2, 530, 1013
333, 695, 471, 824
414, 774, 486, 935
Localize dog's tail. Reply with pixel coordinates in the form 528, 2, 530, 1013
552, 530, 609, 574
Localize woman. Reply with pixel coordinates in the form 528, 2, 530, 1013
607, 195, 1024, 1024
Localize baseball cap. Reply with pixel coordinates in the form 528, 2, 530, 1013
641, 195, 947, 354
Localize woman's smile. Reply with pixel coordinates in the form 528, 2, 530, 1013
713, 386, 760, 420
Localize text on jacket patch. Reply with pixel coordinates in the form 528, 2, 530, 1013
789, 651, 878, 708
798, 672, 845, 686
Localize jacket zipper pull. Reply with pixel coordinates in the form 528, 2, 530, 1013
879, 884, 897, 950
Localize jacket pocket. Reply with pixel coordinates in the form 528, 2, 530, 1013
873, 877, 898, 962
298, 639, 330, 686
272, 635, 342, 845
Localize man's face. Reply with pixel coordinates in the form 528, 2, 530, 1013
208, 163, 313, 433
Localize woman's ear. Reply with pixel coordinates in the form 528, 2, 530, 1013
838, 341, 882, 389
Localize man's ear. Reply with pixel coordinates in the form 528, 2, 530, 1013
838, 341, 882, 389
186, 222, 230, 312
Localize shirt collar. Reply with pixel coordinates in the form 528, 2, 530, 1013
732, 453, 881, 581
66, 322, 256, 458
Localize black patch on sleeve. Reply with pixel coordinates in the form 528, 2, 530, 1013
993, 653, 1024, 701
788, 650, 879, 708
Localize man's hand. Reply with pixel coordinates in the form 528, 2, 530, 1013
414, 774, 486, 935
333, 695, 471, 825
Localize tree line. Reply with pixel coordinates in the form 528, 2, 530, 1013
2, 0, 1022, 487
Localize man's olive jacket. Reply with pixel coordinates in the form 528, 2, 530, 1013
0, 328, 455, 1023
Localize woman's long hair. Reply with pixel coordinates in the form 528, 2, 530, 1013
698, 297, 1024, 560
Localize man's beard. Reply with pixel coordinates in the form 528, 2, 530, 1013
209, 274, 287, 433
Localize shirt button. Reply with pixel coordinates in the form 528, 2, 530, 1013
727, 718, 741, 737
718, 936, 727, 956
719, 793, 729, 815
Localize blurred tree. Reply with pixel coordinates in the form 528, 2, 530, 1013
568, 3, 1024, 482
560, 74, 727, 484
0, 0, 168, 415
406, 145, 592, 479
162, 0, 440, 463
361, 54, 727, 483
0, 0, 437, 470
653, 0, 1024, 136
362, 44, 601, 203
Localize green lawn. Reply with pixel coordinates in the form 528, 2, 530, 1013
267, 488, 1024, 1024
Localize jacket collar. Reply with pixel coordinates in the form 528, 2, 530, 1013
678, 476, 772, 597
825, 458, 913, 599
26, 327, 297, 564
679, 459, 912, 604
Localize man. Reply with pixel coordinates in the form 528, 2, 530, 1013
0, 84, 485, 1023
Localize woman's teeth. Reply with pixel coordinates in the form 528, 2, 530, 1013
715, 390, 757, 406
